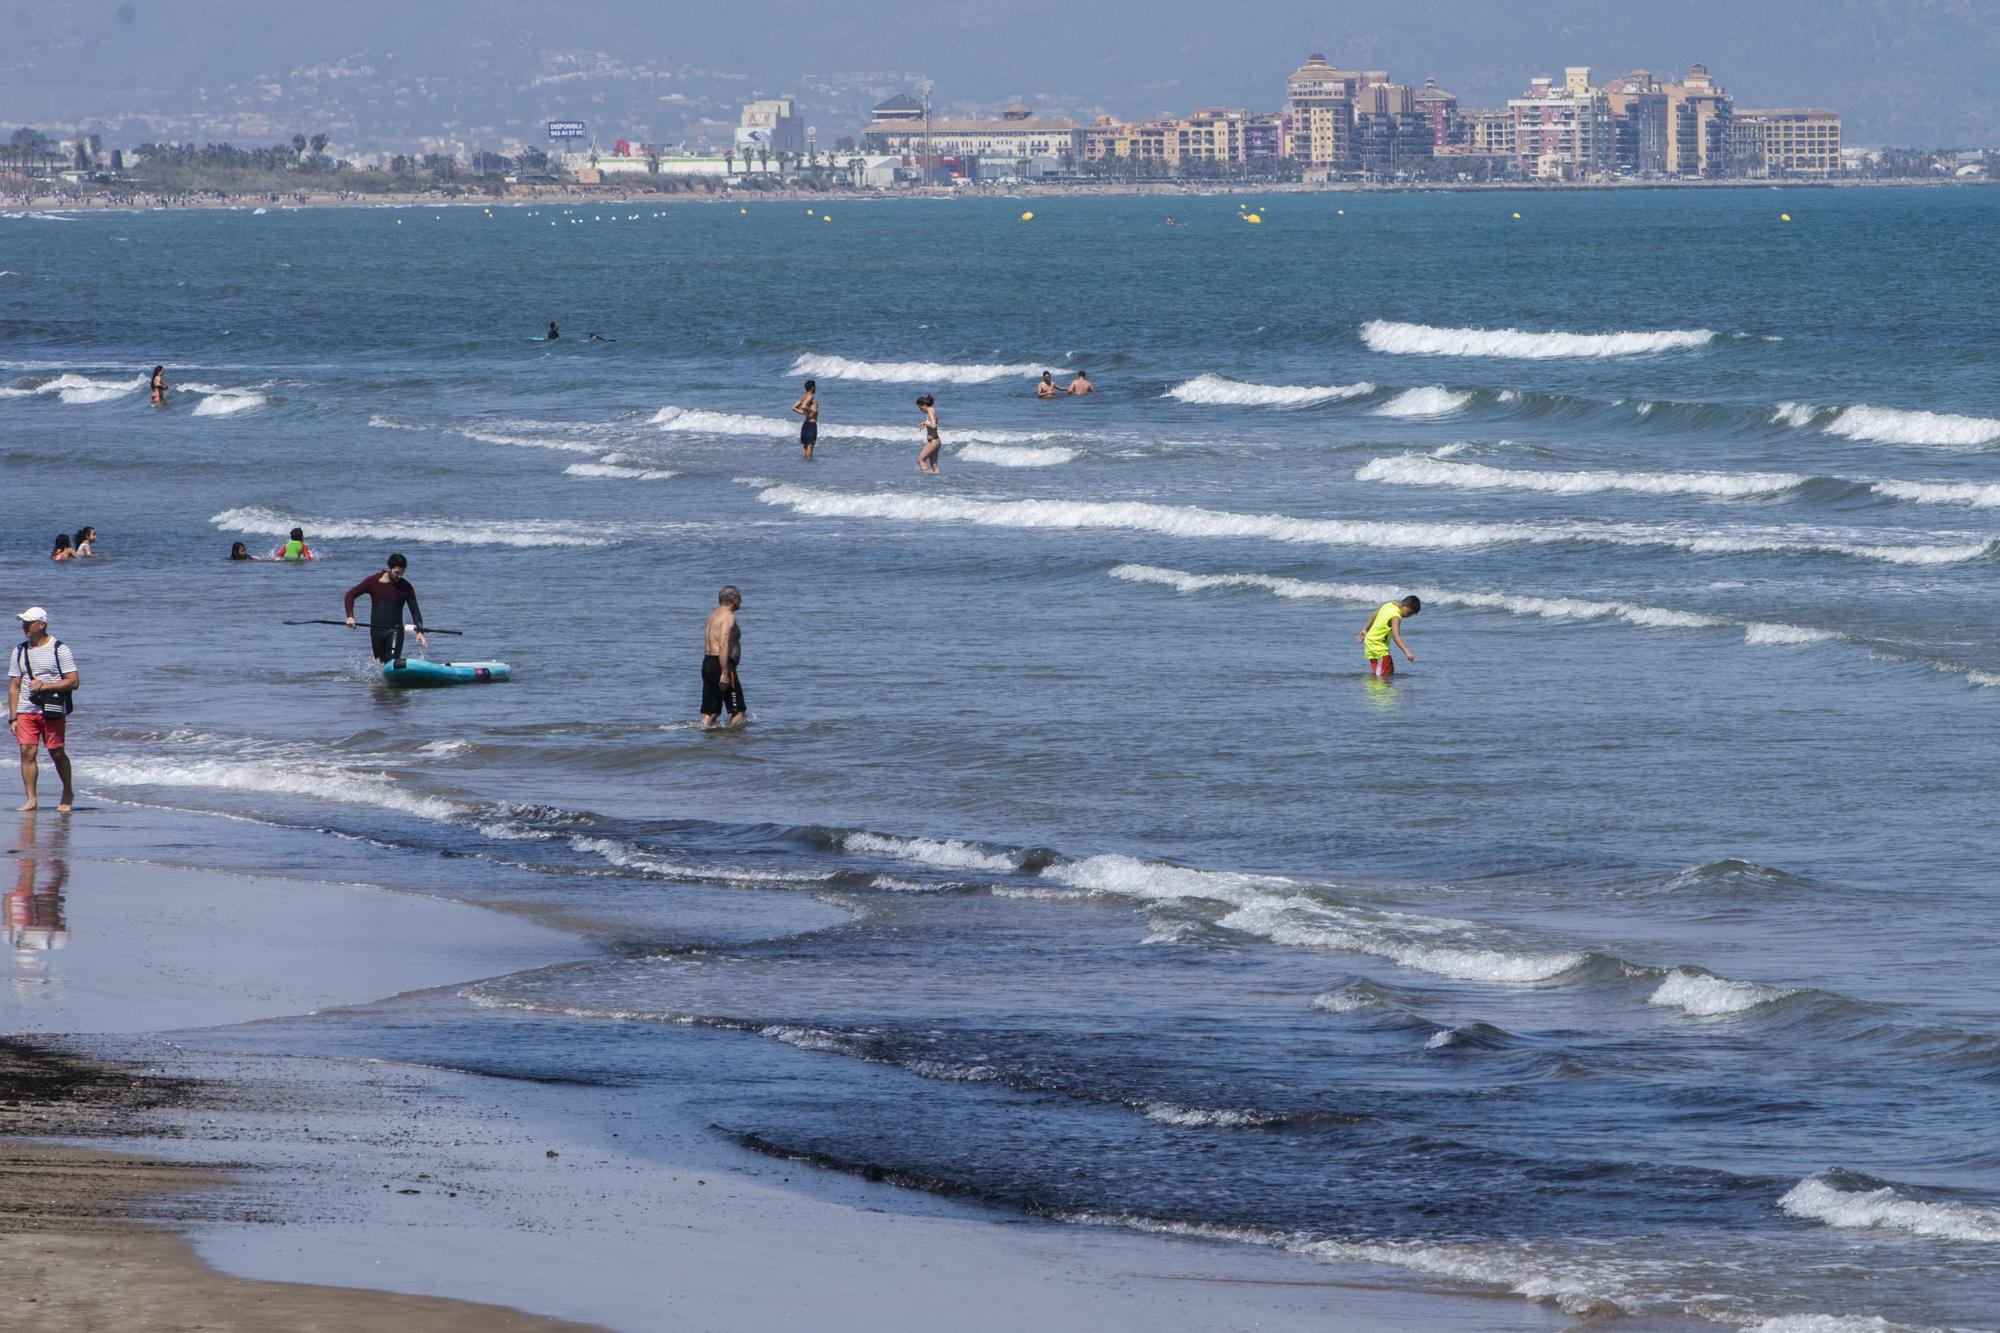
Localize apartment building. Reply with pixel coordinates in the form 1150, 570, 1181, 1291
1731, 108, 1842, 177
1352, 77, 1435, 175
1286, 53, 1359, 168
1411, 77, 1459, 149
1242, 112, 1290, 161
1664, 64, 1732, 177
1602, 71, 1670, 175
1079, 109, 1247, 168
1510, 68, 1615, 179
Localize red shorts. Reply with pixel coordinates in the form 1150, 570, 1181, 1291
1367, 656, 1393, 677
13, 712, 67, 749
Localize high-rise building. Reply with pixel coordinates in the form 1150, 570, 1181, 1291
1603, 71, 1670, 175
1410, 76, 1459, 149
1663, 64, 1733, 177
1286, 53, 1359, 170
1731, 108, 1842, 177
1509, 69, 1614, 180
1352, 75, 1434, 176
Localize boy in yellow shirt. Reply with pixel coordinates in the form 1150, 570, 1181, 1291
1359, 596, 1420, 677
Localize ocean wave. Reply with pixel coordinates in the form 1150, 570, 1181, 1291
565, 835, 834, 886
1779, 1171, 2000, 1243
1140, 1102, 1289, 1128
1750, 1316, 1912, 1333
653, 404, 1057, 446
1223, 899, 1586, 981
956, 442, 1077, 467
1360, 319, 1719, 359
1647, 968, 1799, 1016
370, 414, 604, 455
1356, 454, 1808, 499
211, 504, 612, 548
1370, 386, 1475, 418
563, 462, 675, 480
86, 755, 469, 824
789, 353, 1049, 383
1771, 401, 1821, 429
1824, 404, 2000, 448
190, 389, 268, 417
842, 831, 1022, 873
0, 372, 147, 404
1869, 479, 2000, 507
1743, 622, 1839, 646
1163, 374, 1375, 407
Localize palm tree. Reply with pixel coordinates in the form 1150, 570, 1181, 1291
291, 133, 307, 164
758, 146, 770, 174
724, 149, 736, 176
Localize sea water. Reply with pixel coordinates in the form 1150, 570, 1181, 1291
4, 189, 1998, 1329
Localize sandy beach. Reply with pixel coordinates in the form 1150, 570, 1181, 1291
3, 807, 1581, 1332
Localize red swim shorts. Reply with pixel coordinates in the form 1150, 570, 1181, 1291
12, 712, 66, 750
1367, 656, 1393, 677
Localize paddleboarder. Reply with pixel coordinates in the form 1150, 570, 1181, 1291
700, 585, 746, 728
343, 554, 428, 663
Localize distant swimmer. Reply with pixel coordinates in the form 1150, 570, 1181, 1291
1359, 595, 1421, 678
229, 542, 255, 561
700, 585, 747, 729
273, 527, 315, 562
547, 321, 561, 341
1037, 371, 1059, 400
1165, 216, 1176, 226
916, 395, 942, 474
791, 378, 819, 461
71, 527, 98, 557
49, 535, 74, 563
149, 365, 166, 405
343, 553, 427, 664
587, 332, 612, 342
1066, 370, 1094, 395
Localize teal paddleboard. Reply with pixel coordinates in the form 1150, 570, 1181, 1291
383, 658, 511, 687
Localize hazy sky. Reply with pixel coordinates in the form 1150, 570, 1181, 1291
5, 0, 1996, 148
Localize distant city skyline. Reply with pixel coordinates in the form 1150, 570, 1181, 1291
2, 1, 1995, 150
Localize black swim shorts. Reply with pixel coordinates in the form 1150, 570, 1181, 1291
701, 654, 746, 716
800, 421, 818, 444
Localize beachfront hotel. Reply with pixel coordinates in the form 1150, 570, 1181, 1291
861, 98, 1081, 160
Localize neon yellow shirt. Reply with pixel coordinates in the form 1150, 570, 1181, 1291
1364, 601, 1402, 658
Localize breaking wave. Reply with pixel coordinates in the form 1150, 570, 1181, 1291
0, 372, 147, 404
1868, 479, 2000, 507
1779, 1171, 2000, 1243
1163, 374, 1375, 407
1357, 454, 1807, 499
956, 442, 1077, 467
1360, 320, 1720, 359
789, 353, 1049, 384
370, 414, 605, 455
842, 831, 1023, 874
652, 404, 1057, 446
211, 505, 612, 548
1371, 386, 1475, 418
1824, 404, 2000, 448
1646, 968, 1799, 1016
190, 389, 269, 417
563, 462, 675, 480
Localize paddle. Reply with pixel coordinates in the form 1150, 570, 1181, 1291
283, 619, 465, 636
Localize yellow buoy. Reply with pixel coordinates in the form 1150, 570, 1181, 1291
822, 214, 832, 222
740, 207, 748, 214
1512, 212, 1522, 219
807, 208, 816, 215
1020, 211, 1034, 222
1337, 208, 1345, 215
1780, 212, 1792, 222
1244, 213, 1262, 224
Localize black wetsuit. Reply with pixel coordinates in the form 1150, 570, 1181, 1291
343, 572, 423, 663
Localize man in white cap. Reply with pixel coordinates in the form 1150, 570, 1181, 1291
8, 607, 78, 813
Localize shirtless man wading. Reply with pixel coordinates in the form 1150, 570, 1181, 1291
700, 585, 746, 728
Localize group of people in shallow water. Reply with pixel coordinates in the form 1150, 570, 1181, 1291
48, 528, 98, 562
229, 527, 317, 563
784, 369, 1094, 472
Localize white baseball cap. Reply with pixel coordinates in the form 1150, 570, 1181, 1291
15, 607, 48, 623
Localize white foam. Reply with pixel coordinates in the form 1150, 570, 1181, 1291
1825, 404, 2000, 448
563, 462, 675, 480
956, 442, 1077, 467
1751, 1317, 1910, 1333
1360, 320, 1718, 359
1163, 374, 1374, 407
1370, 386, 1474, 418
211, 505, 611, 548
1357, 454, 1806, 499
653, 404, 1056, 446
1140, 1103, 1280, 1128
86, 756, 468, 824
789, 353, 1047, 384
1310, 989, 1378, 1013
1223, 899, 1586, 982
1111, 564, 1722, 632
1779, 1174, 2000, 1243
566, 836, 834, 885
1772, 401, 1820, 429
1743, 622, 1838, 647
1870, 479, 2000, 508
1647, 969, 1797, 1016
191, 390, 268, 417
843, 831, 1021, 873
0, 372, 146, 404
370, 414, 603, 455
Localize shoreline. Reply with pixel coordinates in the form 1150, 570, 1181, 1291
4, 174, 1991, 214
1, 805, 1591, 1332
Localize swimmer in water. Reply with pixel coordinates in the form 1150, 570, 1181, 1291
50, 535, 74, 562
916, 395, 942, 474
71, 527, 98, 557
273, 527, 315, 562
587, 332, 611, 342
1066, 370, 1094, 395
149, 365, 166, 405
1036, 371, 1059, 400
229, 542, 255, 561
548, 321, 561, 341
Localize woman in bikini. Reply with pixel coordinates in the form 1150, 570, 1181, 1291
50, 535, 74, 562
916, 394, 942, 474
150, 365, 167, 405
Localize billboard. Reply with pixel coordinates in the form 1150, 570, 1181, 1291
547, 121, 588, 140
